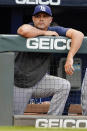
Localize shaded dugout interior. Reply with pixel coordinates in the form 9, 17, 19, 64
0, 5, 87, 114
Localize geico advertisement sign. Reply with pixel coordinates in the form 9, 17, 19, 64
26, 38, 71, 50
35, 119, 87, 128
15, 0, 61, 5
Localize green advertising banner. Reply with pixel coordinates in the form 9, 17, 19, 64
0, 35, 87, 54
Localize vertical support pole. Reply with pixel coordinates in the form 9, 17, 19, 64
0, 52, 14, 125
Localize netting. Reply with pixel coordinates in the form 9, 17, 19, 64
14, 54, 87, 116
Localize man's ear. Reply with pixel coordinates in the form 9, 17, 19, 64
32, 16, 34, 22
50, 17, 53, 24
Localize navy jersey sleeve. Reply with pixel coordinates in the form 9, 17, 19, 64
48, 26, 70, 36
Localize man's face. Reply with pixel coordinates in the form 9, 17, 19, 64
32, 12, 53, 30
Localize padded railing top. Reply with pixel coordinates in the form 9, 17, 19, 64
0, 35, 86, 54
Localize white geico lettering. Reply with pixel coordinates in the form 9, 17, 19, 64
35, 119, 87, 128
15, 0, 61, 5
26, 38, 71, 50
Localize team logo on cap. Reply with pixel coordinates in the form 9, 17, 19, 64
40, 5, 46, 12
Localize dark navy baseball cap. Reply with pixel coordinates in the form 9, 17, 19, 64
33, 5, 52, 16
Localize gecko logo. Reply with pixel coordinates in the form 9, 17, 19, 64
15, 0, 61, 5
35, 119, 87, 128
26, 37, 71, 50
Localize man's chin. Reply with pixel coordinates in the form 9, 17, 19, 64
37, 26, 45, 30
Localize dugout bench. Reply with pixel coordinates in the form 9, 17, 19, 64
0, 35, 87, 125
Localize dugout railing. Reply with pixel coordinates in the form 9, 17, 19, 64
0, 35, 87, 126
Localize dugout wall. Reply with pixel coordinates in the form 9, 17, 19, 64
0, 35, 86, 126
0, 0, 87, 126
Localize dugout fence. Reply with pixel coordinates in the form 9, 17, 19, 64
1, 0, 87, 128
0, 35, 87, 127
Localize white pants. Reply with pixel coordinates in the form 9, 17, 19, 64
13, 74, 71, 115
81, 68, 87, 115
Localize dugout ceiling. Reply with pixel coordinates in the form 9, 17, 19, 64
1, 0, 87, 7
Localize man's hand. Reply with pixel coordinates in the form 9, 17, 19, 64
64, 57, 74, 75
44, 31, 59, 36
